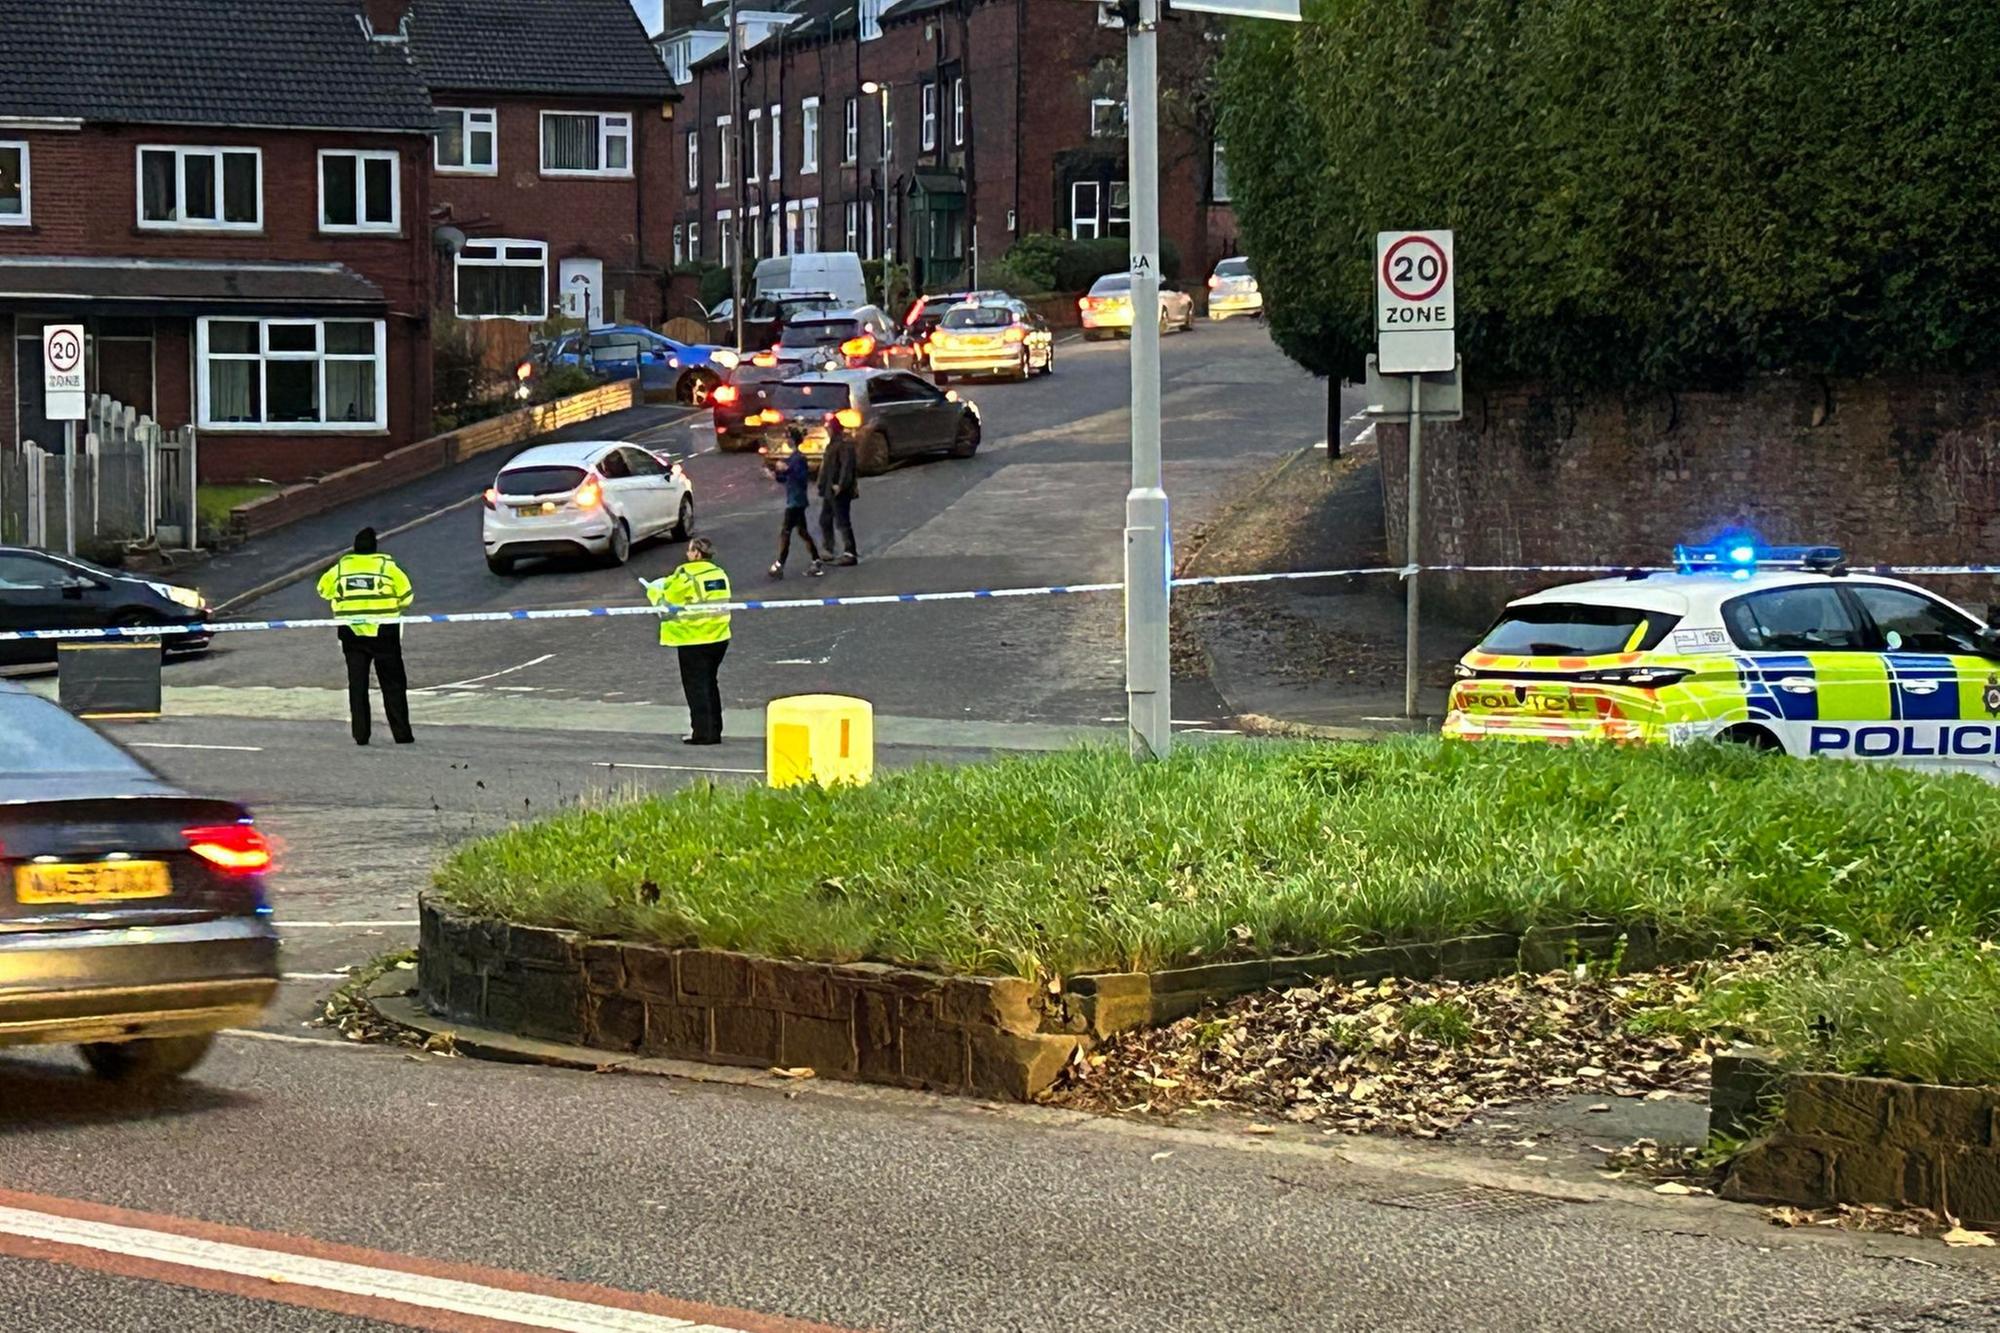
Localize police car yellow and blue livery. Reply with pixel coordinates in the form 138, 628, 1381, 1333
1443, 543, 2000, 776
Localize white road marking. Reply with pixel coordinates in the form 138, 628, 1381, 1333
0, 1204, 737, 1332
421, 653, 556, 693
278, 920, 420, 929
129, 742, 265, 753
220, 1029, 360, 1048
593, 762, 761, 775
281, 972, 354, 982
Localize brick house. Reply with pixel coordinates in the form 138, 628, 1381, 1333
406, 0, 680, 342
0, 0, 437, 483
659, 0, 1237, 296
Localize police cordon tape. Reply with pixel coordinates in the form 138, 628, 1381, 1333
2, 561, 1998, 643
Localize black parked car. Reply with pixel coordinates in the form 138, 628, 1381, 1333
746, 369, 981, 476
0, 684, 279, 1081
0, 547, 211, 666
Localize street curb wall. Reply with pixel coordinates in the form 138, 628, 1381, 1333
1714, 1058, 2000, 1227
228, 380, 642, 541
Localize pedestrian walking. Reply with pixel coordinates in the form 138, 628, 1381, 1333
769, 432, 824, 579
817, 412, 860, 565
315, 527, 415, 747
645, 535, 733, 746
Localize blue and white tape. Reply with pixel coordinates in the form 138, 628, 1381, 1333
0, 561, 1994, 643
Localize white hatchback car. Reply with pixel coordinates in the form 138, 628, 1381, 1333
481, 441, 693, 575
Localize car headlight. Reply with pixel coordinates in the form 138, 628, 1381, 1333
150, 582, 204, 610
711, 349, 741, 370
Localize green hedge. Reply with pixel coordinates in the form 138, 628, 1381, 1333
1218, 1, 2000, 386
990, 233, 1182, 296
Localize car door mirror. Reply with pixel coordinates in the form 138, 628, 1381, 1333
1977, 624, 2000, 659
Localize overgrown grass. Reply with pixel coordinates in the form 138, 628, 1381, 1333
434, 738, 2000, 983
1642, 939, 2000, 1087
196, 483, 275, 537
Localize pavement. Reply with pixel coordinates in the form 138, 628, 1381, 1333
7, 322, 1994, 1329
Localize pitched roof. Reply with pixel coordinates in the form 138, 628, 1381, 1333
0, 0, 434, 133
0, 258, 386, 312
407, 0, 677, 100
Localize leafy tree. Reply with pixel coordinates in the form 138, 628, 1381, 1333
1218, 0, 2000, 388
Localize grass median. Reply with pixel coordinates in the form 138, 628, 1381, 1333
435, 738, 2000, 984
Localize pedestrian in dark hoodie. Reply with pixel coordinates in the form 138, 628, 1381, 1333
769, 429, 824, 579
817, 412, 860, 565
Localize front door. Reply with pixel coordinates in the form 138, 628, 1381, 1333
559, 258, 606, 329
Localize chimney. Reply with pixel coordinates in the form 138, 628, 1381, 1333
360, 0, 412, 40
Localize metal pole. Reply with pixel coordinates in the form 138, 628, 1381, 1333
1403, 374, 1423, 718
62, 421, 76, 555
1123, 0, 1170, 760
881, 87, 891, 263
729, 0, 745, 351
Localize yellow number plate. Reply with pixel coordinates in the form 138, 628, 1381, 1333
15, 861, 171, 904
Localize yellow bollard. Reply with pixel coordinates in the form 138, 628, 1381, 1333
766, 694, 874, 788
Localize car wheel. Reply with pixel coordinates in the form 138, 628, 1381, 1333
679, 370, 718, 406
605, 519, 633, 567
671, 494, 695, 541
1084, 329, 1107, 343
949, 416, 980, 459
1041, 343, 1056, 376
858, 430, 891, 474
485, 552, 517, 576
1010, 352, 1031, 383
82, 1034, 215, 1083
715, 432, 757, 454
1718, 724, 1783, 752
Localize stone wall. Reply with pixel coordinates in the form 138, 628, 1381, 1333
1377, 373, 2000, 620
1714, 1056, 2000, 1227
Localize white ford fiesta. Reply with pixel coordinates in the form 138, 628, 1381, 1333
481, 441, 694, 575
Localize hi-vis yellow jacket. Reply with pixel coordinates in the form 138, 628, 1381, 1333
316, 552, 414, 637
646, 559, 732, 646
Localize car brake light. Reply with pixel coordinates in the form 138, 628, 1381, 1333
482, 487, 498, 510
841, 334, 876, 359
1003, 326, 1026, 343
183, 823, 272, 875
713, 383, 739, 405
514, 361, 533, 381
835, 407, 863, 429
1208, 274, 1221, 289
574, 478, 603, 509
762, 409, 786, 425
1079, 296, 1095, 311
904, 299, 925, 324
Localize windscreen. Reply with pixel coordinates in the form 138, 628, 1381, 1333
942, 306, 1014, 329
1091, 275, 1132, 295
496, 465, 586, 497
761, 381, 856, 413
781, 320, 861, 348
1215, 258, 1252, 279
0, 694, 147, 777
1476, 603, 1681, 657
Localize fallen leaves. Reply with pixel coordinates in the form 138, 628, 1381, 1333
1942, 1225, 1997, 1248
769, 1066, 816, 1080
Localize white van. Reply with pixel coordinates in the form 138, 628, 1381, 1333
753, 252, 867, 309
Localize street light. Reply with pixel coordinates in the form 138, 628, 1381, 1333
861, 79, 891, 264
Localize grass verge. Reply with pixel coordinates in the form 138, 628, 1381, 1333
196, 482, 276, 537
435, 738, 2000, 984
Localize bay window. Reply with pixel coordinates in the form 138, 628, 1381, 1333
198, 318, 386, 431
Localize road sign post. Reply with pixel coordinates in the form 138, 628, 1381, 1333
1375, 231, 1456, 718
44, 324, 86, 556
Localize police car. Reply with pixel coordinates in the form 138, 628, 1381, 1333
1443, 543, 2000, 776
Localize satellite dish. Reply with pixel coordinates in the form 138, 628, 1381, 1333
431, 224, 467, 255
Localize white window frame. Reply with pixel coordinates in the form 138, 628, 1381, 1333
844, 200, 859, 253
746, 108, 763, 184
0, 140, 31, 226
843, 97, 858, 165
688, 220, 701, 260
686, 130, 700, 190
538, 111, 633, 179
718, 209, 735, 267
880, 93, 894, 159
135, 145, 262, 232
785, 200, 802, 254
800, 197, 820, 254
317, 149, 400, 234
800, 97, 820, 176
1211, 138, 1231, 203
1090, 98, 1126, 138
434, 107, 497, 175
860, 0, 882, 41
715, 115, 734, 187
768, 102, 781, 180
1071, 180, 1102, 240
673, 224, 685, 265
195, 316, 388, 433
453, 238, 549, 321
952, 78, 965, 147
921, 82, 937, 151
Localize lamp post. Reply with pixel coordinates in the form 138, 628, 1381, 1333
728, 0, 746, 349
861, 79, 892, 266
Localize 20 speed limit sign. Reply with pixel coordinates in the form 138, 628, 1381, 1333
1376, 230, 1454, 373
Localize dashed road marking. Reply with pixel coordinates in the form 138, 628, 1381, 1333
421, 653, 556, 693
593, 762, 761, 775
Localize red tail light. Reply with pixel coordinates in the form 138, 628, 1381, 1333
1003, 326, 1027, 343
482, 487, 498, 510
841, 334, 876, 359
713, 383, 739, 405
903, 299, 926, 325
573, 478, 603, 510
834, 407, 864, 430
184, 824, 272, 875
1079, 296, 1095, 311
752, 351, 778, 367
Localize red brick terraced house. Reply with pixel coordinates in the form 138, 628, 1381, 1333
404, 0, 680, 343
658, 0, 1238, 295
0, 0, 439, 483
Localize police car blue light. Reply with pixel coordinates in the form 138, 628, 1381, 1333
1673, 541, 1846, 576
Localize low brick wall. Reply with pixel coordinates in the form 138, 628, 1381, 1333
418, 899, 1082, 1100
1714, 1056, 2000, 1227
230, 380, 642, 540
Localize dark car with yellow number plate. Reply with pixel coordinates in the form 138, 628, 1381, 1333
749, 369, 981, 476
0, 547, 211, 666
0, 685, 279, 1082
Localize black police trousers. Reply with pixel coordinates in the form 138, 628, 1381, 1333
340, 624, 413, 746
677, 639, 730, 743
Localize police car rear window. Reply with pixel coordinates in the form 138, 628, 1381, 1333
496, 466, 587, 496
1478, 603, 1680, 657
